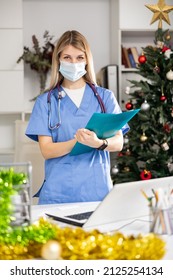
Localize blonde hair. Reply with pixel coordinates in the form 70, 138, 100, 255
47, 30, 97, 91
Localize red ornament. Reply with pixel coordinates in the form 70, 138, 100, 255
140, 169, 152, 180
163, 123, 171, 133
138, 54, 147, 64
160, 95, 167, 102
125, 101, 133, 110
162, 46, 170, 53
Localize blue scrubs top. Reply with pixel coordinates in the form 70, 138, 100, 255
26, 83, 129, 204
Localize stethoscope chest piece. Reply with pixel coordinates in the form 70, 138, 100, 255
58, 91, 66, 99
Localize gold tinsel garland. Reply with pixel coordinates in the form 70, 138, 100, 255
0, 218, 166, 260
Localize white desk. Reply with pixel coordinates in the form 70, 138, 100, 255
31, 202, 173, 260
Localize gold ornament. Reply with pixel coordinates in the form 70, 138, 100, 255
145, 0, 173, 28
165, 31, 171, 40
0, 218, 166, 260
123, 166, 130, 172
140, 132, 148, 142
41, 240, 62, 260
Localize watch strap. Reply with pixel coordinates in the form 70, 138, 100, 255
97, 139, 108, 150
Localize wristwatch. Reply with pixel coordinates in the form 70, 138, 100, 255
97, 139, 108, 150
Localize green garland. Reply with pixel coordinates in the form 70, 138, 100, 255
0, 168, 27, 241
0, 168, 166, 260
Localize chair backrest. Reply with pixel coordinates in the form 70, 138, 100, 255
14, 120, 44, 204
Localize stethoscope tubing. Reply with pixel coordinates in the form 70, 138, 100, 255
47, 82, 106, 130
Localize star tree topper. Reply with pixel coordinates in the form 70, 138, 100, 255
145, 0, 173, 28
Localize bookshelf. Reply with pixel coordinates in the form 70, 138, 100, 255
118, 30, 156, 109
117, 0, 173, 110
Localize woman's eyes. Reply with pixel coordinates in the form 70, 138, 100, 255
63, 56, 70, 60
77, 56, 85, 61
63, 56, 85, 61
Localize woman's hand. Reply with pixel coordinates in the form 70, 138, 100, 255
74, 128, 102, 148
74, 128, 124, 152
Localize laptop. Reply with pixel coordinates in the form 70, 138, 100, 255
45, 176, 173, 230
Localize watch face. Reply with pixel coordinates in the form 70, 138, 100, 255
103, 141, 108, 150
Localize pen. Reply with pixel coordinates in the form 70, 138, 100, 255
141, 189, 153, 206
151, 188, 159, 206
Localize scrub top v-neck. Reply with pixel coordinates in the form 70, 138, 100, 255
26, 83, 129, 204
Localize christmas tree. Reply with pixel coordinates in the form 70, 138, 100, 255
112, 0, 173, 184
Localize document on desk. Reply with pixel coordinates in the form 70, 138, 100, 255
70, 109, 140, 156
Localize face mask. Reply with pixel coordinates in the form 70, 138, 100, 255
59, 61, 87, 82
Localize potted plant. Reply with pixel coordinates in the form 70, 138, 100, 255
17, 31, 55, 100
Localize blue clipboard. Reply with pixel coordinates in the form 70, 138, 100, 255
70, 109, 140, 156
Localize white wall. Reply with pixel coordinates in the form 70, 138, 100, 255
119, 0, 173, 30
0, 0, 24, 113
0, 0, 23, 161
23, 0, 112, 111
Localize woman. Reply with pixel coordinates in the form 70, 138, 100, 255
26, 30, 129, 204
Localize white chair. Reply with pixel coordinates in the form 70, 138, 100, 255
14, 120, 44, 204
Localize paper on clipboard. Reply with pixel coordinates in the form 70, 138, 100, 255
70, 109, 140, 156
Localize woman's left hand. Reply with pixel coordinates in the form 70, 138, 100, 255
74, 128, 102, 148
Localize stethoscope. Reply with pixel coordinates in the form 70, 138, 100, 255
47, 82, 106, 130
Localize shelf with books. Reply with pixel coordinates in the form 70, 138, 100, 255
118, 29, 156, 109
121, 68, 138, 73
121, 45, 139, 69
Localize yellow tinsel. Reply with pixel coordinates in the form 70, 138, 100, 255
0, 218, 166, 260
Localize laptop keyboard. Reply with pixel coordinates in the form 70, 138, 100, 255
66, 211, 93, 220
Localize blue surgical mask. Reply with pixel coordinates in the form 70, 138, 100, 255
59, 61, 87, 82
